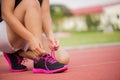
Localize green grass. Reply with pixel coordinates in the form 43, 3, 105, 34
59, 31, 120, 47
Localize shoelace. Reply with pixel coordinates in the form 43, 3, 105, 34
34, 48, 57, 64
44, 48, 57, 64
17, 48, 56, 65
44, 55, 57, 64
15, 54, 28, 64
51, 47, 56, 60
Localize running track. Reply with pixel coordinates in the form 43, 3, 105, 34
0, 45, 120, 80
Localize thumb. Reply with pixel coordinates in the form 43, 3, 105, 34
49, 39, 55, 49
51, 41, 56, 48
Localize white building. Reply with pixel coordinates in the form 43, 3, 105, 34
101, 4, 120, 32
52, 2, 120, 31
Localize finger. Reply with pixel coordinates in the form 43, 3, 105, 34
38, 44, 46, 54
38, 41, 44, 49
32, 47, 42, 56
34, 48, 44, 57
28, 51, 40, 60
36, 48, 46, 56
56, 40, 60, 47
32, 50, 40, 57
54, 40, 59, 50
50, 40, 56, 48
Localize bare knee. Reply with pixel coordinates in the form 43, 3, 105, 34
13, 0, 40, 23
56, 48, 70, 65
22, 0, 41, 10
42, 36, 70, 64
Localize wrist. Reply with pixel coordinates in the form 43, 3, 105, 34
46, 31, 54, 38
26, 34, 35, 43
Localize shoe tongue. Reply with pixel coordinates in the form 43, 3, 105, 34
34, 54, 50, 63
43, 54, 50, 57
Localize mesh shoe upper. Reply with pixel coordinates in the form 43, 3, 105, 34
34, 54, 65, 70
4, 52, 27, 70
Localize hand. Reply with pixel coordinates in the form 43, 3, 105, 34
47, 35, 60, 51
28, 37, 46, 57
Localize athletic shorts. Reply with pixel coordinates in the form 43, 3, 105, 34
0, 21, 29, 53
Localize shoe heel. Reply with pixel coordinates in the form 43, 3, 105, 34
3, 53, 12, 70
3, 52, 28, 72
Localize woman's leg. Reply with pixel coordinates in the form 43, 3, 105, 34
6, 0, 43, 59
7, 0, 69, 64
8, 0, 43, 48
17, 0, 69, 64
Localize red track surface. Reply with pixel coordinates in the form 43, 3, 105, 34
0, 45, 120, 80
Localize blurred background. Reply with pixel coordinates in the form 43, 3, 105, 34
50, 0, 120, 47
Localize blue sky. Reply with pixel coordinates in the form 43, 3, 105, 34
50, 0, 120, 9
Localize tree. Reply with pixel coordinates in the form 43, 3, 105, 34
85, 14, 100, 31
50, 4, 72, 32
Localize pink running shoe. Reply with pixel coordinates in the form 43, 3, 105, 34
3, 52, 28, 72
33, 48, 68, 73
33, 54, 68, 73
